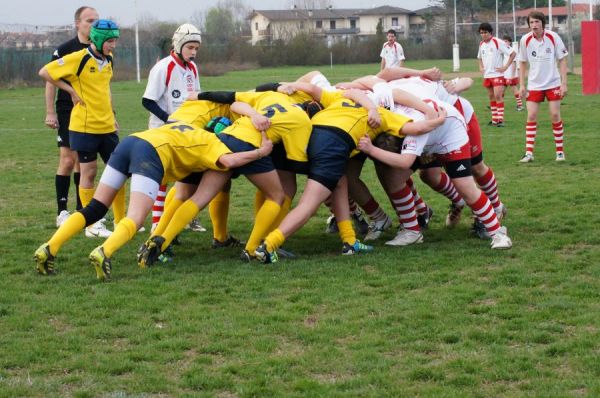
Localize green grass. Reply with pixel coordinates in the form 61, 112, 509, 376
1, 60, 600, 397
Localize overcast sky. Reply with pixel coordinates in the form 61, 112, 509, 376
4, 0, 435, 27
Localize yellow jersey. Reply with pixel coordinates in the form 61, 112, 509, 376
168, 100, 236, 129
132, 122, 231, 184
222, 91, 312, 162
311, 90, 412, 156
44, 48, 115, 134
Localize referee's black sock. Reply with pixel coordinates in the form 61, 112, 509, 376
55, 174, 70, 214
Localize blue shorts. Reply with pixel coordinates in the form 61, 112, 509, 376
107, 136, 164, 184
70, 131, 119, 164
271, 143, 310, 175
307, 126, 355, 191
218, 133, 274, 177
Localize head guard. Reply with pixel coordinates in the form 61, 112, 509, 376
172, 23, 202, 55
90, 19, 119, 55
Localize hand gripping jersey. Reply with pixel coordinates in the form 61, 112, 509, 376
477, 37, 515, 78
311, 90, 412, 157
131, 122, 231, 184
223, 91, 313, 162
518, 30, 568, 90
44, 48, 115, 134
143, 52, 201, 128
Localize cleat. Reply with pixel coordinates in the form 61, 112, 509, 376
85, 218, 112, 238
556, 152, 565, 162
445, 203, 464, 228
342, 240, 373, 255
516, 106, 524, 112
157, 245, 175, 264
34, 243, 56, 276
488, 120, 498, 126
255, 243, 279, 264
385, 229, 424, 246
137, 236, 165, 268
351, 209, 370, 236
277, 247, 297, 259
212, 235, 244, 249
491, 226, 512, 249
172, 235, 182, 246
496, 121, 504, 128
89, 246, 112, 281
471, 219, 491, 240
56, 210, 70, 228
363, 215, 393, 241
187, 218, 207, 232
417, 206, 434, 230
495, 203, 507, 222
325, 214, 338, 234
138, 226, 146, 233
519, 153, 534, 163
240, 249, 254, 262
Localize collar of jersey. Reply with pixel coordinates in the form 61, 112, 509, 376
170, 51, 192, 70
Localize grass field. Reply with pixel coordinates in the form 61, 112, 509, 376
1, 59, 600, 397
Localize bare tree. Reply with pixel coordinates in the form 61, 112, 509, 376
286, 0, 335, 10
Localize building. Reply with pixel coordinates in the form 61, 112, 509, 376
248, 6, 445, 45
500, 5, 598, 36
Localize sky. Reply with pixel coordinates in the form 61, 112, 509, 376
3, 0, 434, 27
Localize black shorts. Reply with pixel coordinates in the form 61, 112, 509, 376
107, 136, 164, 184
57, 111, 71, 148
307, 126, 355, 191
70, 131, 119, 164
271, 143, 310, 175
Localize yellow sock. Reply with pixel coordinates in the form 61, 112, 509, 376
112, 185, 126, 224
209, 191, 230, 242
270, 195, 292, 232
162, 200, 200, 250
164, 185, 176, 208
153, 197, 183, 237
102, 217, 137, 257
254, 190, 266, 217
245, 199, 281, 253
79, 187, 95, 208
337, 219, 356, 245
47, 212, 86, 256
264, 228, 286, 253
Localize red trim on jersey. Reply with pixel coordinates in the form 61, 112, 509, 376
525, 33, 534, 48
545, 31, 555, 47
491, 37, 500, 49
165, 61, 176, 87
188, 62, 197, 78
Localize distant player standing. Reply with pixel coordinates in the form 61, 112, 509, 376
142, 23, 206, 232
477, 22, 516, 127
44, 6, 98, 228
502, 35, 524, 112
518, 11, 568, 163
380, 29, 405, 70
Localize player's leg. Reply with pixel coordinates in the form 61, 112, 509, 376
493, 84, 505, 126
520, 99, 540, 162
548, 100, 565, 161
55, 146, 77, 226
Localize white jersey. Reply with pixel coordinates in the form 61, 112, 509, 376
388, 77, 473, 123
518, 30, 567, 90
380, 41, 405, 68
393, 99, 468, 156
143, 52, 201, 128
477, 37, 515, 78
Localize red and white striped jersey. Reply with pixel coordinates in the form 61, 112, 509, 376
518, 30, 567, 91
143, 52, 200, 128
477, 37, 515, 78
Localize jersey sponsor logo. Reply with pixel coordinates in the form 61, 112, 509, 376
172, 89, 181, 98
456, 163, 467, 172
546, 48, 552, 54
89, 66, 96, 73
402, 137, 417, 152
532, 51, 537, 57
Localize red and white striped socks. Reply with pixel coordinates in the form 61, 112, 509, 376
434, 172, 465, 208
525, 121, 537, 155
490, 101, 498, 124
496, 101, 504, 123
515, 93, 523, 109
406, 177, 428, 216
476, 167, 501, 211
553, 120, 564, 154
362, 196, 388, 223
470, 192, 501, 236
152, 184, 167, 230
388, 185, 420, 232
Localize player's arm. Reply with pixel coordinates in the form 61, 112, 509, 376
400, 112, 446, 136
498, 50, 516, 73
278, 82, 323, 102
558, 57, 568, 96
391, 88, 437, 119
377, 66, 441, 81
197, 91, 236, 104
518, 60, 528, 98
230, 101, 271, 131
217, 131, 273, 169
39, 67, 83, 107
358, 134, 416, 169
141, 97, 170, 123
44, 82, 58, 129
343, 89, 381, 128
443, 77, 474, 94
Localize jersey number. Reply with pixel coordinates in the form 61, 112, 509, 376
341, 101, 362, 109
169, 124, 194, 133
262, 103, 287, 118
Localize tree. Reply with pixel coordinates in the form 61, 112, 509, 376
204, 7, 236, 45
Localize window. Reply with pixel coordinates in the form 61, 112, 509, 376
330, 20, 336, 30
350, 19, 356, 29
300, 21, 304, 29
316, 20, 322, 29
392, 17, 398, 26
255, 22, 258, 31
